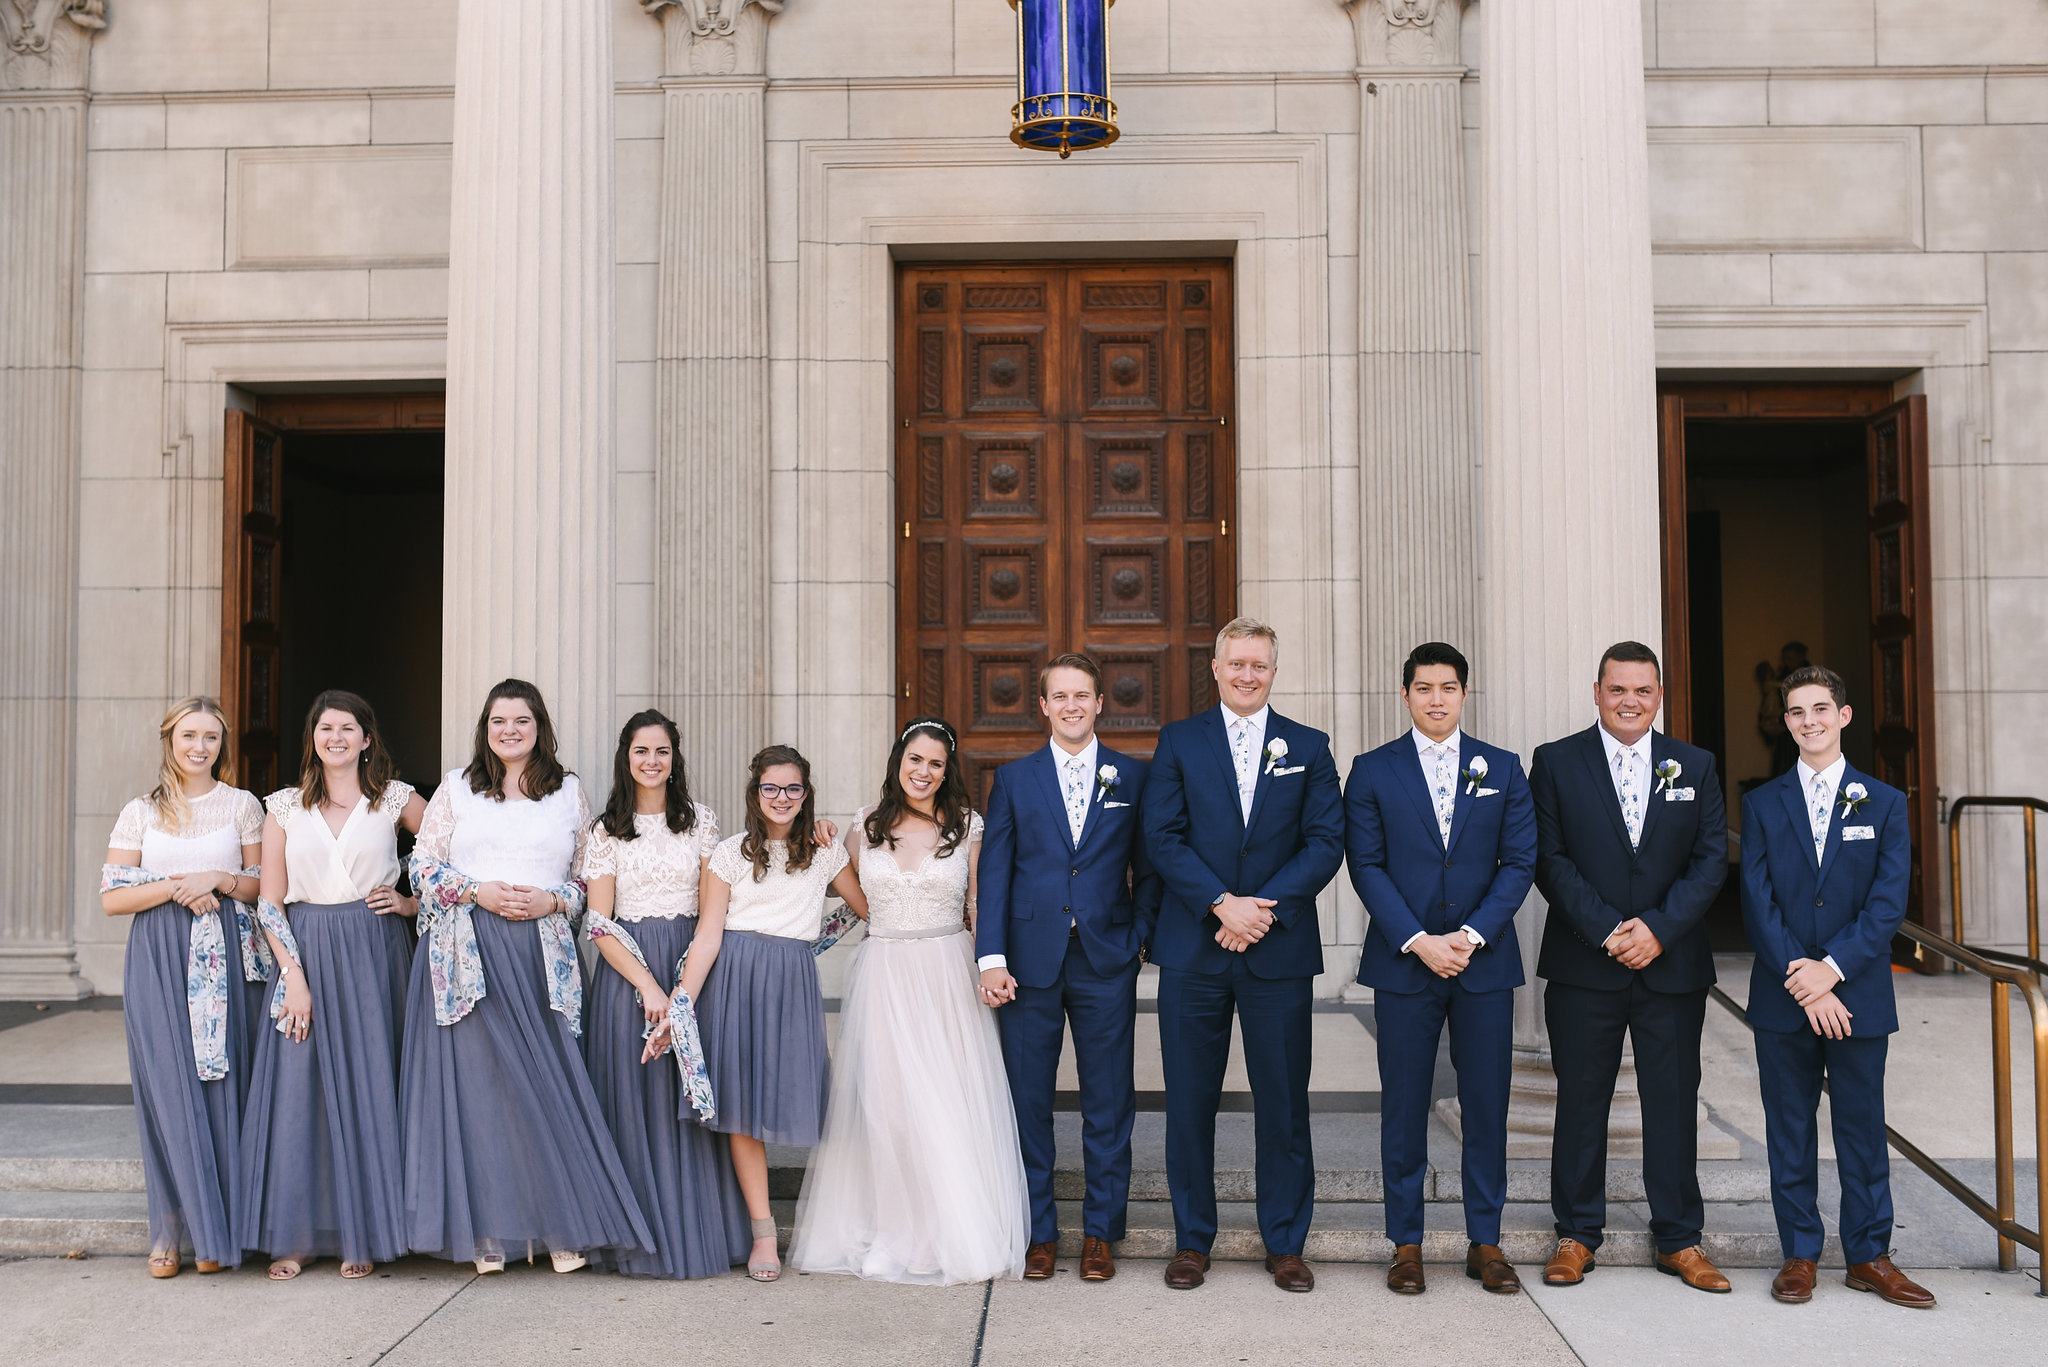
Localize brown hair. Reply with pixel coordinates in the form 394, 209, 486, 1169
1780, 664, 1848, 710
464, 678, 568, 801
148, 697, 232, 834
295, 690, 397, 812
1038, 652, 1105, 697
740, 744, 821, 881
598, 709, 696, 840
862, 716, 971, 858
1596, 640, 1662, 684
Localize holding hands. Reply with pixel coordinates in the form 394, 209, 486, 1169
978, 966, 1017, 1008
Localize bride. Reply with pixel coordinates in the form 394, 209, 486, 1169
789, 716, 1028, 1284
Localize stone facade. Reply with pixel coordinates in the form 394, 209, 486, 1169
4, 0, 2044, 996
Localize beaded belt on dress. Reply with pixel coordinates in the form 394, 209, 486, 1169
866, 922, 970, 941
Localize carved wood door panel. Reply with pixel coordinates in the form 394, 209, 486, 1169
222, 410, 285, 796
896, 262, 1236, 808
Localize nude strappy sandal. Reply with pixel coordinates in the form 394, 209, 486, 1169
747, 1217, 781, 1282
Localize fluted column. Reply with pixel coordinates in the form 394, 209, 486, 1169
0, 3, 101, 999
1477, 1, 1679, 1157
645, 0, 781, 824
1346, 1, 1477, 746
442, 0, 616, 779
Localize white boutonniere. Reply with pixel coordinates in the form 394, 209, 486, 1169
1838, 781, 1869, 819
1655, 758, 1682, 794
1263, 737, 1288, 775
1461, 754, 1488, 796
1095, 763, 1119, 803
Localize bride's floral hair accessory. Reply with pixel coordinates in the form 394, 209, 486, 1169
900, 717, 957, 748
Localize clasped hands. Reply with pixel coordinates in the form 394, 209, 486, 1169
638, 984, 677, 1064
165, 870, 232, 916
1213, 892, 1277, 953
1784, 956, 1852, 1039
1602, 918, 1664, 970
474, 881, 559, 920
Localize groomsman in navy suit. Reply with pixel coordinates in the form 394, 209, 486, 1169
1530, 641, 1730, 1293
1345, 642, 1536, 1295
1141, 618, 1344, 1293
1741, 665, 1935, 1309
977, 653, 1161, 1283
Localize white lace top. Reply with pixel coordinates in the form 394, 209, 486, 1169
108, 783, 263, 877
852, 806, 983, 937
415, 768, 590, 887
580, 804, 720, 921
708, 832, 851, 941
266, 781, 416, 905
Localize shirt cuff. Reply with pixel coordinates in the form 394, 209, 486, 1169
1461, 925, 1486, 948
1605, 921, 1626, 945
1822, 955, 1845, 983
976, 954, 1008, 972
1399, 931, 1425, 954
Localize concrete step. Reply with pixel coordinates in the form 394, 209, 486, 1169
0, 1189, 149, 1257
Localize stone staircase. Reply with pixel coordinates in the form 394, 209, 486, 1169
0, 1104, 149, 1256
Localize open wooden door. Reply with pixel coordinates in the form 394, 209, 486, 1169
1865, 395, 1939, 929
1657, 394, 1691, 741
222, 410, 285, 795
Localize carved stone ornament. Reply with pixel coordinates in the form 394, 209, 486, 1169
1, 0, 103, 89
643, 0, 786, 77
1342, 0, 1463, 68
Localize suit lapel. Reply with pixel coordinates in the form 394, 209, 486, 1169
1389, 735, 1445, 850
1816, 765, 1860, 885
1242, 715, 1283, 847
1032, 746, 1077, 852
1776, 770, 1819, 873
1576, 726, 1635, 855
1201, 708, 1246, 832
1637, 731, 1669, 854
1445, 738, 1479, 856
1073, 744, 1113, 854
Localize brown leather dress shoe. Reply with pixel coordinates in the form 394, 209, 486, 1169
1164, 1248, 1209, 1290
1466, 1243, 1520, 1294
1387, 1244, 1426, 1294
1543, 1238, 1596, 1286
1265, 1253, 1314, 1292
1655, 1245, 1732, 1293
1771, 1257, 1817, 1304
1845, 1255, 1937, 1308
1079, 1236, 1115, 1282
1022, 1241, 1057, 1280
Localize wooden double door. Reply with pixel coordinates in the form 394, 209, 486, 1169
895, 262, 1236, 806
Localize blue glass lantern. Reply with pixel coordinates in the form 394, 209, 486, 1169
1009, 0, 1118, 159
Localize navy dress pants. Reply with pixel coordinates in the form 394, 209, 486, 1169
1753, 1025, 1893, 1263
1376, 979, 1512, 1248
1158, 960, 1314, 1255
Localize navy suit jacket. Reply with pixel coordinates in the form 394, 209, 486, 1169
1740, 764, 1909, 1036
1346, 733, 1537, 995
974, 742, 1161, 990
1531, 726, 1727, 995
1140, 707, 1345, 981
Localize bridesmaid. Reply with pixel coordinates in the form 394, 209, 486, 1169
581, 709, 750, 1279
685, 744, 867, 1282
238, 690, 425, 1280
399, 679, 654, 1274
101, 697, 265, 1278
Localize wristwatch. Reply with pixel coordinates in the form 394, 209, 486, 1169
1462, 927, 1484, 949
1210, 891, 1228, 908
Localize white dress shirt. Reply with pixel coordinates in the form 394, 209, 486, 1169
1597, 724, 1654, 945
1400, 727, 1486, 955
1222, 702, 1271, 824
977, 735, 1099, 974
1796, 754, 1850, 983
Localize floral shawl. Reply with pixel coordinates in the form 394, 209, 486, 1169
588, 910, 718, 1126
100, 863, 268, 1081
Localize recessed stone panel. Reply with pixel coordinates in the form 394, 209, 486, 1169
227, 146, 453, 269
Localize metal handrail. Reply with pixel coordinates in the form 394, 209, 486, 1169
1709, 920, 2048, 1287
1948, 796, 2045, 962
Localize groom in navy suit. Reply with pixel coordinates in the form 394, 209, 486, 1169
977, 653, 1160, 1283
1345, 642, 1535, 1296
1741, 665, 1935, 1310
1142, 617, 1345, 1293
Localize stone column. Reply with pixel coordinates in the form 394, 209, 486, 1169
0, 2, 103, 999
644, 0, 782, 824
442, 0, 616, 779
1472, 0, 1728, 1159
1344, 0, 1478, 747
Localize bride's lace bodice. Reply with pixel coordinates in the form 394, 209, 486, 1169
853, 807, 983, 936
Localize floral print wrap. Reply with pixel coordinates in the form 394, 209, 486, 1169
408, 852, 588, 1034
812, 900, 861, 958
102, 863, 230, 1082
589, 910, 717, 1125
254, 896, 302, 1033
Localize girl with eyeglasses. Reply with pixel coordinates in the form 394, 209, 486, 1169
683, 744, 867, 1281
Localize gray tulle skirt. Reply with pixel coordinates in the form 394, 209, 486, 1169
124, 900, 254, 1266
236, 900, 413, 1265
698, 930, 830, 1147
399, 910, 655, 1264
583, 915, 750, 1278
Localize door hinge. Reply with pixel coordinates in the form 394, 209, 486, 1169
903, 681, 911, 700
1220, 518, 1229, 537
903, 521, 911, 539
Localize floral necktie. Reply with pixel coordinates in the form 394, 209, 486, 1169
1231, 718, 1257, 822
1062, 755, 1089, 846
1428, 744, 1455, 844
1808, 773, 1833, 862
1615, 747, 1643, 849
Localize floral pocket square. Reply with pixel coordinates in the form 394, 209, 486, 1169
1663, 788, 1696, 802
1843, 825, 1877, 841
1272, 765, 1306, 777
1475, 787, 1500, 798
1104, 800, 1131, 809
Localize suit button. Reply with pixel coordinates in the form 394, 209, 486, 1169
1444, 860, 1452, 869
1071, 869, 1079, 877
1815, 899, 1824, 907
1063, 907, 1071, 914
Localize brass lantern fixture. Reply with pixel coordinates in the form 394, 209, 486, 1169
1008, 0, 1118, 159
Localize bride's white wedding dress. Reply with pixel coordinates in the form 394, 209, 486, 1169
789, 809, 1028, 1284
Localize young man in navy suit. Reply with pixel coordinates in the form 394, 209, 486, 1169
976, 653, 1161, 1283
1741, 665, 1935, 1309
1530, 641, 1730, 1293
1141, 617, 1345, 1293
1345, 642, 1536, 1295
